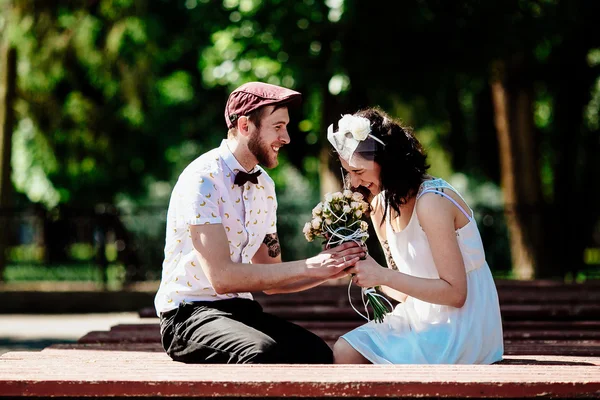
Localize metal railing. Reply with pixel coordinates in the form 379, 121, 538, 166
0, 205, 521, 283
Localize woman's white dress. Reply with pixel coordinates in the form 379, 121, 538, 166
342, 178, 504, 364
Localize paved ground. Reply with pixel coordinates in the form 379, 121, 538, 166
0, 313, 158, 356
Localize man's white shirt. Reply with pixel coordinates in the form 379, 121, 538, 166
155, 140, 278, 315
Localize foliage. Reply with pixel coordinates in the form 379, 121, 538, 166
3, 263, 125, 284
1, 0, 598, 278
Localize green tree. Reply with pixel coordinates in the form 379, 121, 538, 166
0, 0, 17, 279
2, 0, 598, 279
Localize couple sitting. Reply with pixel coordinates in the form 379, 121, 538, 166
154, 82, 504, 365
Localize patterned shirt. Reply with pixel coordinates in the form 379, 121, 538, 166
154, 140, 278, 314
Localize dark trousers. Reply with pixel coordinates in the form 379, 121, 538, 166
159, 298, 333, 364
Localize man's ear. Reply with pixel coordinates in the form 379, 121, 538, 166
236, 116, 250, 137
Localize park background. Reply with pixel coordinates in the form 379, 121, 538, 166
0, 0, 599, 297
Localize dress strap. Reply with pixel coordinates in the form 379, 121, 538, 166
418, 189, 473, 221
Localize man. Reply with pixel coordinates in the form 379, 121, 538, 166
155, 82, 364, 364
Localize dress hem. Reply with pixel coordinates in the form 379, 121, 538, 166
340, 335, 384, 365
341, 335, 504, 365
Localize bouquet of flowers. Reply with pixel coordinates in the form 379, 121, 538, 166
303, 189, 391, 323
303, 190, 369, 247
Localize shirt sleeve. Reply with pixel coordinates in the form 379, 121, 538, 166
266, 194, 278, 234
180, 172, 222, 226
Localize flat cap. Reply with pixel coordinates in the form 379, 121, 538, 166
225, 82, 302, 128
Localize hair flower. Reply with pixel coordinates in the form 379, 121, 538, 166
338, 114, 371, 141
327, 112, 386, 168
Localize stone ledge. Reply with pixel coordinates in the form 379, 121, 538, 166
1, 346, 599, 398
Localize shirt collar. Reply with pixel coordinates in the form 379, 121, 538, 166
218, 140, 260, 174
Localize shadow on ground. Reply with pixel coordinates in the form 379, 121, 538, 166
0, 338, 76, 356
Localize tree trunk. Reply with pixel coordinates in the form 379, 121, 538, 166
0, 42, 17, 281
490, 58, 545, 279
320, 88, 347, 197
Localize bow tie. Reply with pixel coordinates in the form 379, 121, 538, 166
234, 170, 262, 186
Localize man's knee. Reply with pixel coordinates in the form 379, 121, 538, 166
240, 336, 283, 364
285, 330, 333, 364
306, 337, 334, 363
252, 329, 333, 364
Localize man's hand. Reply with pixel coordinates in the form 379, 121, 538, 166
305, 242, 365, 279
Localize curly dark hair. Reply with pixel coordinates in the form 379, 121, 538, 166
343, 107, 429, 224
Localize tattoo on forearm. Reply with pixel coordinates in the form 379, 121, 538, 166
263, 233, 281, 258
381, 240, 398, 271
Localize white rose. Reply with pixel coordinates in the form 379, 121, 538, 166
355, 210, 363, 218
343, 205, 352, 214
325, 218, 332, 225
332, 191, 343, 200
312, 202, 323, 217
305, 232, 314, 242
361, 201, 369, 212
343, 190, 353, 198
312, 217, 322, 229
350, 201, 360, 210
325, 193, 333, 203
337, 114, 354, 134
349, 116, 371, 141
352, 192, 364, 201
360, 221, 369, 231
302, 222, 312, 234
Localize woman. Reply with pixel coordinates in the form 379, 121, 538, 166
328, 107, 503, 364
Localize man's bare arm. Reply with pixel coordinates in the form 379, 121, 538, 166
252, 233, 282, 264
252, 232, 362, 294
192, 224, 361, 294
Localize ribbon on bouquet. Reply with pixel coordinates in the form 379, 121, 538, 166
322, 200, 368, 249
348, 282, 394, 323
324, 222, 368, 248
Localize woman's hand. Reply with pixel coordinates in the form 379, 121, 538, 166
305, 241, 366, 279
346, 255, 388, 288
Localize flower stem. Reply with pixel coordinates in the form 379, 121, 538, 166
366, 292, 389, 323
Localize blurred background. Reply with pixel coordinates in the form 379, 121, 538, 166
0, 0, 599, 298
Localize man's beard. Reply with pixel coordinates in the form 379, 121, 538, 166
248, 130, 278, 168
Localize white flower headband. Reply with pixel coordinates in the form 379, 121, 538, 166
327, 114, 386, 167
